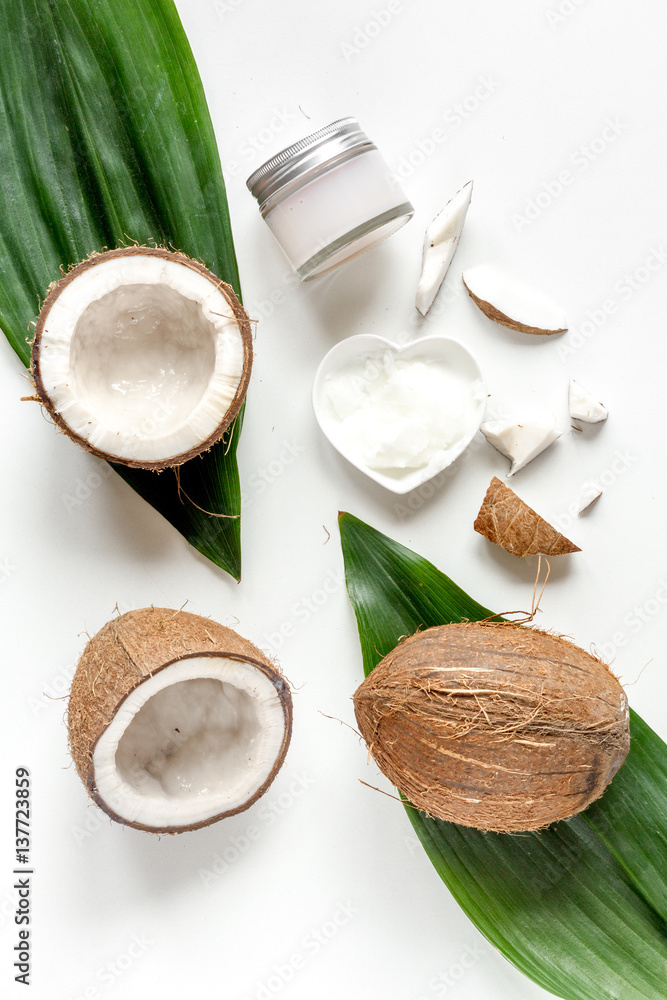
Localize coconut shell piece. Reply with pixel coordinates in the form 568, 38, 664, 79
463, 265, 568, 336
354, 622, 630, 833
68, 607, 292, 833
474, 477, 580, 557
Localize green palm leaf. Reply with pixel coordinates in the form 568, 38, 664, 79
0, 0, 244, 579
339, 511, 667, 1000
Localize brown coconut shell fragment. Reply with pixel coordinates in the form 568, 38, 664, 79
464, 286, 566, 335
462, 266, 568, 336
68, 607, 292, 833
354, 622, 630, 833
475, 477, 580, 557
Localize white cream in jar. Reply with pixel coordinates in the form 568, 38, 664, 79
246, 118, 414, 280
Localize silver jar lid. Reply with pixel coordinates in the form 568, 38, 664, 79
246, 118, 376, 217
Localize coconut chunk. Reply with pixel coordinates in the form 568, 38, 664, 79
415, 180, 473, 316
569, 380, 608, 423
475, 477, 580, 556
480, 415, 561, 475
463, 264, 568, 335
32, 247, 253, 469
577, 482, 603, 515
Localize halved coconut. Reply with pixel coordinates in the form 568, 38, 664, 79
68, 607, 292, 833
31, 247, 252, 469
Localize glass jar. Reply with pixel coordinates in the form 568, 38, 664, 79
246, 118, 414, 280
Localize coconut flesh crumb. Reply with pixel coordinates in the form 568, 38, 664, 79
93, 657, 287, 829
480, 414, 561, 476
577, 481, 603, 515
324, 350, 483, 470
415, 180, 473, 316
463, 264, 568, 336
568, 380, 608, 423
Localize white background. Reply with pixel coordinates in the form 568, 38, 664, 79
2, 0, 667, 997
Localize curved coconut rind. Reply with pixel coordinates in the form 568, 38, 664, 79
68, 607, 292, 834
354, 621, 629, 833
31, 246, 253, 470
463, 279, 567, 336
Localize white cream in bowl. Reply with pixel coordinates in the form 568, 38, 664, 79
313, 335, 486, 494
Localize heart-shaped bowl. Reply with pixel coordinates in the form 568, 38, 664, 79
313, 334, 486, 494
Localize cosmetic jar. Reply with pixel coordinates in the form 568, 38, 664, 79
246, 118, 414, 280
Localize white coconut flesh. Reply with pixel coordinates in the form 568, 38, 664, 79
36, 255, 246, 464
480, 417, 561, 476
463, 265, 568, 334
92, 656, 287, 829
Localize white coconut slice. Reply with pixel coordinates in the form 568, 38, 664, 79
68, 608, 292, 833
31, 247, 252, 469
463, 264, 568, 335
481, 416, 561, 476
568, 380, 608, 423
577, 482, 603, 515
415, 180, 473, 316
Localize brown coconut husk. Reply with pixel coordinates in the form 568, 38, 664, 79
475, 477, 580, 557
31, 246, 253, 470
68, 607, 292, 833
354, 621, 629, 833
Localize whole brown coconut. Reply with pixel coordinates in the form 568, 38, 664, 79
68, 608, 292, 834
353, 622, 630, 833
31, 246, 253, 470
